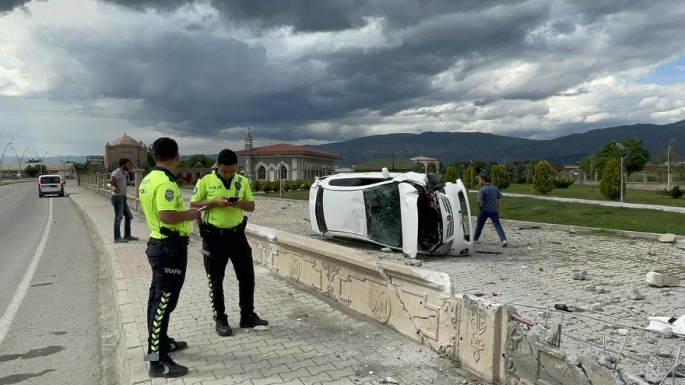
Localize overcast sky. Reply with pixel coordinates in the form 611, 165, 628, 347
1, 0, 684, 157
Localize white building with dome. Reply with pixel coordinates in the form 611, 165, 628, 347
105, 133, 148, 170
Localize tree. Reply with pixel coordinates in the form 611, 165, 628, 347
490, 164, 511, 190
441, 165, 458, 184
600, 158, 622, 200
594, 138, 650, 178
463, 166, 476, 189
24, 165, 41, 178
532, 161, 555, 194
525, 166, 534, 184
579, 155, 597, 180
187, 154, 213, 168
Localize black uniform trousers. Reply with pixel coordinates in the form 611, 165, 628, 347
144, 236, 188, 362
202, 231, 254, 322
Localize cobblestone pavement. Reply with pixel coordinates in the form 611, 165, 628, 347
248, 195, 685, 382
72, 187, 475, 385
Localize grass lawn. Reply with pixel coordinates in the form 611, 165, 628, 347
266, 187, 683, 235
502, 183, 685, 208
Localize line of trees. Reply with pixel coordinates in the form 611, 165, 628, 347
439, 137, 653, 200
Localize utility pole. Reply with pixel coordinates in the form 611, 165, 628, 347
667, 137, 676, 190
616, 143, 630, 203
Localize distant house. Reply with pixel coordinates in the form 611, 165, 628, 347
235, 129, 341, 182
352, 155, 440, 173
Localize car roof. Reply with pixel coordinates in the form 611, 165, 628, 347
39, 175, 62, 178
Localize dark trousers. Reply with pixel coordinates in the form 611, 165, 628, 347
145, 237, 188, 362
111, 195, 132, 239
474, 211, 507, 242
202, 232, 254, 321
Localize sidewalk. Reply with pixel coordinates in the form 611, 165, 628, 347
70, 186, 474, 385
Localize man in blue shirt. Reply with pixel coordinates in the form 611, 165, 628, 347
474, 175, 508, 247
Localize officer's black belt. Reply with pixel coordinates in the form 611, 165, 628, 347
201, 223, 242, 237
151, 227, 190, 245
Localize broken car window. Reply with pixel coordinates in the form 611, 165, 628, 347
363, 183, 402, 247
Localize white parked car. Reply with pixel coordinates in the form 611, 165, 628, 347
38, 175, 66, 197
309, 169, 473, 258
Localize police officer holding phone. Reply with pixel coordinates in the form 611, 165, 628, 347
139, 137, 201, 378
190, 149, 268, 337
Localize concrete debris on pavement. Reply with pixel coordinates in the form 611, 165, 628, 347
404, 259, 423, 267
573, 270, 587, 280
627, 287, 646, 300
645, 315, 685, 337
646, 271, 681, 287
658, 233, 677, 243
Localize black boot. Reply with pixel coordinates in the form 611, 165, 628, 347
215, 319, 233, 337
240, 312, 269, 328
149, 358, 189, 378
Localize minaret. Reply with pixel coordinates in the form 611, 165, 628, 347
245, 127, 253, 151
244, 127, 253, 181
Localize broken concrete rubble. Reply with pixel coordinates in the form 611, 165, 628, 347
659, 233, 677, 243
646, 271, 680, 287
627, 287, 646, 300
573, 270, 588, 280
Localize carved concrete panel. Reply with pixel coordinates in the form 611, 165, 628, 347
457, 296, 504, 384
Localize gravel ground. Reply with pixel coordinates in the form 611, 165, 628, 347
246, 194, 685, 383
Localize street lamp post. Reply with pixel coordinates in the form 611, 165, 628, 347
667, 137, 676, 190
1, 138, 15, 180
469, 160, 474, 190
18, 145, 30, 179
615, 143, 630, 203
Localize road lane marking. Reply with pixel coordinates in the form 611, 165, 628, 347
0, 198, 53, 348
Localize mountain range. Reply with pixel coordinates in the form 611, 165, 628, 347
306, 120, 685, 166
42, 120, 684, 167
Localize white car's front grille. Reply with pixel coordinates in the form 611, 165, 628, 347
440, 195, 454, 238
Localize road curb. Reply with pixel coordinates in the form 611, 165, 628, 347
70, 194, 151, 385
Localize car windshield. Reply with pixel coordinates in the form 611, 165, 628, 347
363, 183, 402, 247
41, 177, 61, 184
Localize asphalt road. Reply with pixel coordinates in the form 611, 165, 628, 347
0, 182, 105, 385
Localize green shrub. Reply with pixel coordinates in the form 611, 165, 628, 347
599, 158, 622, 200
490, 164, 511, 190
272, 180, 281, 193
553, 177, 575, 189
441, 166, 458, 184
262, 181, 273, 193
282, 180, 292, 192
252, 180, 262, 192
300, 180, 312, 190
656, 186, 684, 199
532, 161, 555, 194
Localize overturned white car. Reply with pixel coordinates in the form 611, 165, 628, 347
308, 170, 473, 258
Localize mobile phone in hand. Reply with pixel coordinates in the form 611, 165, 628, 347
227, 197, 239, 202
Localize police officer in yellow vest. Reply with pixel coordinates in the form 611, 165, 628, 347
190, 149, 268, 337
139, 137, 201, 378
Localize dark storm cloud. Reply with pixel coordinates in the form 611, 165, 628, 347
17, 0, 685, 143
0, 0, 41, 14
